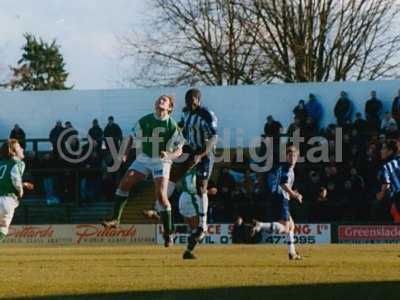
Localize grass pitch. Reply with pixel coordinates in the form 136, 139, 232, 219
0, 244, 399, 300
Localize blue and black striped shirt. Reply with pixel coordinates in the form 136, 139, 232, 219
180, 106, 218, 151
380, 155, 400, 196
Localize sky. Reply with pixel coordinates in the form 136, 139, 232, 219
0, 0, 148, 90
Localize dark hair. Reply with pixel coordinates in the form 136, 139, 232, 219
385, 140, 398, 154
185, 89, 201, 105
108, 116, 114, 121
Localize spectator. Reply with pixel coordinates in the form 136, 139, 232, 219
231, 216, 254, 244
381, 112, 398, 138
293, 100, 307, 125
391, 89, 400, 128
365, 90, 383, 133
80, 149, 103, 204
334, 91, 353, 126
88, 119, 104, 151
217, 167, 237, 221
104, 116, 123, 151
39, 153, 61, 205
263, 115, 282, 148
305, 93, 323, 128
49, 120, 64, 156
354, 112, 368, 137
62, 121, 79, 161
10, 124, 26, 149
287, 116, 303, 138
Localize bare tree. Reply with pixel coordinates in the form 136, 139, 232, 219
122, 0, 268, 86
240, 0, 400, 82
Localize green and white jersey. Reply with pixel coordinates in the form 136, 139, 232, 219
132, 113, 184, 158
181, 168, 197, 195
0, 158, 25, 198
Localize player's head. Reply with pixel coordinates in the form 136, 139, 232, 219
155, 95, 175, 114
286, 145, 299, 166
185, 89, 201, 111
381, 140, 397, 160
0, 139, 24, 160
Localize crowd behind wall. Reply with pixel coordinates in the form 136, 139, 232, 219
2, 83, 400, 224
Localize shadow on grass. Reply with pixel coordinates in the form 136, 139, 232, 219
6, 281, 400, 300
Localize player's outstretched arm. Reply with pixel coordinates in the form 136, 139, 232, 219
23, 182, 35, 191
280, 183, 303, 203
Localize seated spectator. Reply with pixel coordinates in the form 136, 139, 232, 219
217, 167, 237, 221
80, 149, 103, 204
231, 216, 254, 244
381, 112, 398, 138
334, 91, 353, 126
10, 124, 26, 149
39, 153, 61, 205
354, 112, 368, 137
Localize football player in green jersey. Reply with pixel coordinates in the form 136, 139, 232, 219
0, 139, 34, 242
102, 95, 184, 247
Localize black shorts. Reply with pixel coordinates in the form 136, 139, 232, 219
196, 154, 215, 181
170, 145, 215, 182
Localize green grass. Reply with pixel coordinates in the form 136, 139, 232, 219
0, 244, 399, 300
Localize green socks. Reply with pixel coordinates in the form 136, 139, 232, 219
0, 232, 6, 242
160, 209, 173, 235
112, 189, 129, 223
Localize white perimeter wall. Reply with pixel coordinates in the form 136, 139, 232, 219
0, 80, 399, 148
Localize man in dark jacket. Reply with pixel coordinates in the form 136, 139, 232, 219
88, 119, 104, 151
305, 94, 323, 129
365, 90, 383, 133
391, 89, 400, 128
334, 91, 353, 127
9, 124, 26, 149
49, 120, 65, 156
104, 116, 123, 151
293, 100, 307, 125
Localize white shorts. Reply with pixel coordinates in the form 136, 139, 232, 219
129, 154, 172, 179
0, 196, 19, 235
179, 192, 200, 219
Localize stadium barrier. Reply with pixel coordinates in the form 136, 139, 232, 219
155, 223, 332, 245
4, 224, 400, 245
1, 224, 156, 245
337, 225, 400, 244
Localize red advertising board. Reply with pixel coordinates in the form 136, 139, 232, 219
338, 225, 400, 243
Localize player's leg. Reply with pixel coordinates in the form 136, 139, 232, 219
154, 175, 174, 247
251, 219, 287, 236
287, 216, 301, 260
103, 168, 146, 228
143, 151, 195, 219
153, 159, 175, 247
0, 196, 18, 242
183, 216, 200, 259
251, 195, 288, 235
195, 155, 214, 233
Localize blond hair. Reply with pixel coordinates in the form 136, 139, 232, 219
0, 139, 20, 159
158, 95, 175, 114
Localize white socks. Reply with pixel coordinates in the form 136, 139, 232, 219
287, 231, 296, 255
259, 222, 286, 234
198, 193, 209, 231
